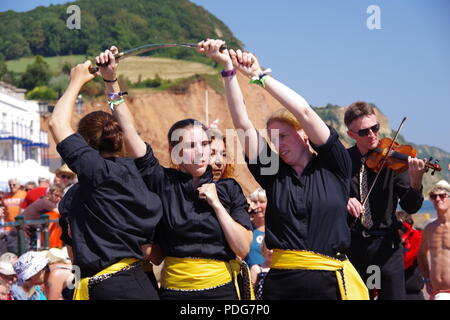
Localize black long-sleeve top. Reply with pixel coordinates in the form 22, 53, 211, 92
347, 145, 424, 230
57, 133, 163, 277
134, 144, 252, 262
246, 127, 352, 257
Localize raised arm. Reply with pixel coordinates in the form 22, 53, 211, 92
95, 46, 146, 158
197, 39, 261, 161
230, 49, 330, 147
49, 61, 96, 144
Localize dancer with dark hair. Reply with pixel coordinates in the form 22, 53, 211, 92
48, 60, 163, 300
96, 46, 253, 300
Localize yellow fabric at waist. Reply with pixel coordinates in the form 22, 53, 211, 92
271, 249, 369, 300
161, 257, 254, 300
73, 257, 139, 300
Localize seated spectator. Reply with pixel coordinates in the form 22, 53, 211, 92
24, 181, 37, 192
54, 164, 76, 191
250, 240, 272, 300
12, 251, 48, 300
0, 260, 17, 286
245, 188, 267, 268
1, 179, 27, 223
0, 279, 11, 300
20, 177, 51, 211
396, 210, 424, 300
45, 247, 74, 300
22, 184, 64, 247
0, 254, 17, 300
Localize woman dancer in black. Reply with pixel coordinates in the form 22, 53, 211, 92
199, 39, 368, 300
49, 61, 163, 300
96, 46, 253, 300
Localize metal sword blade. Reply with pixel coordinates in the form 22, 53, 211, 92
116, 43, 197, 60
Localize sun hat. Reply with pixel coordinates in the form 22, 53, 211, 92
47, 247, 71, 264
55, 164, 75, 178
13, 251, 49, 285
429, 180, 450, 195
0, 261, 16, 276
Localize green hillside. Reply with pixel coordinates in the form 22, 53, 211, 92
5, 55, 86, 73
0, 0, 243, 63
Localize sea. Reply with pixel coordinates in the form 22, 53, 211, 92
416, 200, 435, 215
402, 200, 437, 228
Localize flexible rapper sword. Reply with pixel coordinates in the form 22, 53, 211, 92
88, 42, 227, 73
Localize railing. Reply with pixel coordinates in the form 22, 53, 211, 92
0, 215, 59, 255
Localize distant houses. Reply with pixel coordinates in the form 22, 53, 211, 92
0, 81, 50, 191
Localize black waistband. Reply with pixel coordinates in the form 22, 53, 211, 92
352, 227, 396, 238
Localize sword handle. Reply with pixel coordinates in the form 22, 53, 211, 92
89, 52, 124, 74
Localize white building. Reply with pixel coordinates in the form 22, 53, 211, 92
0, 81, 50, 190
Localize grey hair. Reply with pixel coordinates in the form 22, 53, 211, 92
250, 188, 267, 202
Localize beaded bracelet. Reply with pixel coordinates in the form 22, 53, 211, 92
103, 78, 118, 83
221, 68, 237, 78
108, 98, 125, 111
107, 91, 128, 100
249, 68, 272, 88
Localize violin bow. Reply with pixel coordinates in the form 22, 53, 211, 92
360, 116, 408, 209
88, 42, 227, 74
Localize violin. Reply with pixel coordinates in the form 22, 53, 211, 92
366, 137, 442, 174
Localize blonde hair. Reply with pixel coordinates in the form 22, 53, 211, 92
250, 188, 267, 202
429, 180, 450, 196
266, 108, 303, 131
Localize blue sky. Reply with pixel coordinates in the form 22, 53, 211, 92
1, 0, 449, 152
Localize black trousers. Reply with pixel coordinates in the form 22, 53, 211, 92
89, 265, 160, 300
348, 231, 405, 300
262, 269, 341, 300
160, 281, 238, 300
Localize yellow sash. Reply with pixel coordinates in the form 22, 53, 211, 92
73, 258, 139, 300
271, 249, 369, 300
161, 257, 254, 300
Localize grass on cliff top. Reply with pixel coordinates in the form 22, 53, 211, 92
6, 55, 217, 80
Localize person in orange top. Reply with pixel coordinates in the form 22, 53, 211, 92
1, 179, 27, 223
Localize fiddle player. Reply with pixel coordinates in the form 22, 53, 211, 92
344, 101, 426, 300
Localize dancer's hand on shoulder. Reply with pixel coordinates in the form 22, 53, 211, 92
198, 183, 221, 208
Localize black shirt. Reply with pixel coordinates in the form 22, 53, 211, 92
347, 145, 423, 230
57, 133, 163, 277
246, 127, 352, 257
134, 144, 252, 262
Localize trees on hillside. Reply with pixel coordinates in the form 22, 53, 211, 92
19, 56, 51, 90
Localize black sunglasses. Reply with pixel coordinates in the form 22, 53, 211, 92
353, 123, 380, 137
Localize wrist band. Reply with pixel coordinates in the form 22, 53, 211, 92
107, 91, 128, 100
221, 69, 237, 78
103, 78, 118, 83
249, 68, 272, 88
108, 98, 125, 111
